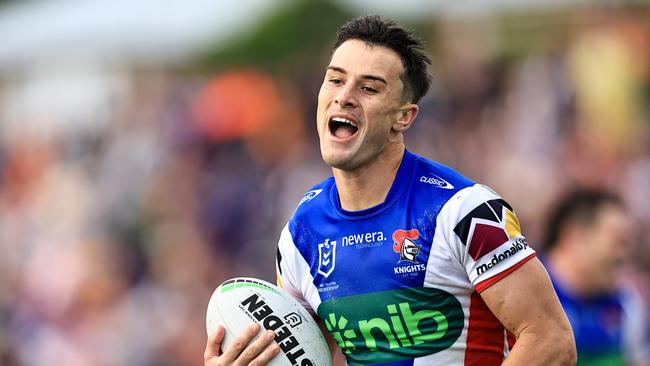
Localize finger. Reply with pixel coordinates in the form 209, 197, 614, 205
204, 325, 225, 361
221, 323, 261, 362
250, 341, 281, 366
236, 329, 277, 364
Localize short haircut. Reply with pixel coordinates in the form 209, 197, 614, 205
332, 15, 432, 104
543, 188, 625, 252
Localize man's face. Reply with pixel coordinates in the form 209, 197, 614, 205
316, 39, 408, 171
584, 204, 633, 290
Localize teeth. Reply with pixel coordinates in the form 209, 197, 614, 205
331, 117, 357, 127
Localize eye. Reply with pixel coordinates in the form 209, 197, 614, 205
361, 86, 378, 93
328, 78, 343, 85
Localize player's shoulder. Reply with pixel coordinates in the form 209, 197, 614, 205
289, 176, 335, 222
442, 182, 519, 235
409, 152, 515, 220
409, 151, 475, 194
453, 183, 506, 208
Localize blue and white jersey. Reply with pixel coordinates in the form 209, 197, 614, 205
276, 150, 536, 366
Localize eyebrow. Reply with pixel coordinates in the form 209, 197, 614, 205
327, 66, 388, 85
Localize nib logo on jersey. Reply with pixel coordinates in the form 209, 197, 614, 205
453, 198, 529, 275
392, 229, 426, 276
317, 287, 463, 364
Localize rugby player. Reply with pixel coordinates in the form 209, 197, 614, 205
205, 15, 576, 366
544, 189, 648, 364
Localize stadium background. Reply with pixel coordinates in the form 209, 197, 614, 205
0, 0, 649, 364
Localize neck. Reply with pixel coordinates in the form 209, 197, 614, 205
333, 143, 405, 211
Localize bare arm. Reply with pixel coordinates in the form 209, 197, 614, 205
480, 257, 577, 365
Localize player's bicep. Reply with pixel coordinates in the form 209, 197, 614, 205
479, 257, 571, 338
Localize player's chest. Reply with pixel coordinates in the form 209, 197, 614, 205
305, 217, 466, 365
301, 210, 438, 300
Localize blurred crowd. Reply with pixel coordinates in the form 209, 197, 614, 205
1, 5, 649, 365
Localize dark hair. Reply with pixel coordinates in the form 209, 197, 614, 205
332, 15, 432, 104
543, 188, 624, 251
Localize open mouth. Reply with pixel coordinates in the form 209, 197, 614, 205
328, 117, 359, 139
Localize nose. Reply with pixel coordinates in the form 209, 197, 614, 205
335, 84, 358, 108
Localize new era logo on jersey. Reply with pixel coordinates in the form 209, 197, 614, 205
318, 239, 336, 278
453, 198, 522, 262
341, 231, 386, 249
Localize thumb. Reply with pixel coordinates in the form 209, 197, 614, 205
204, 325, 225, 361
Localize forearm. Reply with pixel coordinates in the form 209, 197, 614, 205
502, 327, 576, 366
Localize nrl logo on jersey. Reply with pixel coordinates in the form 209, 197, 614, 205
318, 239, 337, 278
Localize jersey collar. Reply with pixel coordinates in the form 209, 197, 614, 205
330, 149, 416, 220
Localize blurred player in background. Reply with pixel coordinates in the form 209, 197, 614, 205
205, 15, 576, 366
543, 189, 650, 365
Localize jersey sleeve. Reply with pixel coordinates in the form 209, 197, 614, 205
443, 184, 537, 293
276, 223, 316, 314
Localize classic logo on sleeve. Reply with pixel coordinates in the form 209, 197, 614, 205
419, 175, 454, 189
317, 239, 337, 278
298, 189, 323, 206
453, 199, 523, 261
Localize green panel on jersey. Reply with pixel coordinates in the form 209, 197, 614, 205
317, 287, 464, 365
577, 352, 625, 366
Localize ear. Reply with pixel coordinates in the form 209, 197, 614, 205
393, 103, 419, 133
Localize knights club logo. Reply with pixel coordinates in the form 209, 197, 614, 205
392, 229, 421, 263
318, 239, 336, 277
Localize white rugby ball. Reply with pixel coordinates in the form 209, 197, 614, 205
206, 277, 331, 366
